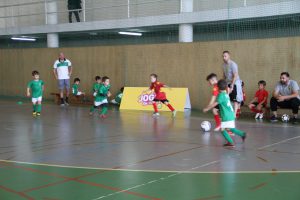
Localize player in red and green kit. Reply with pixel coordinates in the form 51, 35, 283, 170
94, 76, 111, 118
27, 70, 44, 116
144, 74, 176, 117
204, 79, 246, 147
203, 73, 221, 131
89, 76, 102, 115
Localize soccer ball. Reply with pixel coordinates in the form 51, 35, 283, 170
201, 121, 211, 132
282, 114, 290, 123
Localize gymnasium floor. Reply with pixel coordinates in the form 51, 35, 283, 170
0, 100, 299, 200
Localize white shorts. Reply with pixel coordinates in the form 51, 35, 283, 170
221, 121, 235, 129
76, 91, 83, 96
94, 99, 108, 107
32, 97, 42, 103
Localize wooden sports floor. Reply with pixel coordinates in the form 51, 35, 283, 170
0, 100, 299, 200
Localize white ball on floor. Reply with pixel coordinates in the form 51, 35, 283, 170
201, 121, 211, 132
282, 114, 290, 122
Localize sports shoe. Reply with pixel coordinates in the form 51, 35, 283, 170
36, 112, 41, 116
223, 142, 235, 147
255, 113, 260, 119
153, 112, 160, 117
214, 126, 221, 132
32, 112, 37, 116
241, 132, 247, 142
100, 114, 107, 119
290, 117, 298, 124
259, 113, 264, 119
172, 110, 177, 118
270, 115, 278, 122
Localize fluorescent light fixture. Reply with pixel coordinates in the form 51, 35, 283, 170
11, 37, 36, 41
118, 31, 142, 36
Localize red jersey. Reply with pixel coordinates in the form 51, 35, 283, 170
212, 84, 219, 97
150, 81, 167, 100
255, 89, 268, 105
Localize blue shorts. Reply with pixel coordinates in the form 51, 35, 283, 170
58, 79, 70, 91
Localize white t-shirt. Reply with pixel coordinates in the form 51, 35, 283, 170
53, 59, 72, 80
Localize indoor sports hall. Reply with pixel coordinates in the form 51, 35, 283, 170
0, 0, 300, 200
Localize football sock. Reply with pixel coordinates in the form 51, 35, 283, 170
229, 128, 245, 137
222, 130, 234, 144
167, 104, 175, 112
153, 102, 158, 113
214, 114, 221, 127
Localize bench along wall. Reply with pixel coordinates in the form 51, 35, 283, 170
0, 36, 299, 109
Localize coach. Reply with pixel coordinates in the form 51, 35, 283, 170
53, 52, 72, 106
270, 72, 300, 123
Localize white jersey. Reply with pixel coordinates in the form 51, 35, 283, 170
53, 59, 72, 80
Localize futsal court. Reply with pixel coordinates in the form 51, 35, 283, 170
0, 101, 299, 199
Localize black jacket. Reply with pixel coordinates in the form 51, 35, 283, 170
68, 0, 82, 9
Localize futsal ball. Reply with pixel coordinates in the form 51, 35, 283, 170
282, 114, 290, 122
201, 121, 211, 132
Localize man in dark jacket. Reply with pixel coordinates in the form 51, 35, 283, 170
68, 0, 82, 23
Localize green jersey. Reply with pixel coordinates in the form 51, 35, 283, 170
217, 91, 235, 122
27, 80, 44, 98
115, 92, 123, 104
96, 84, 110, 102
72, 84, 79, 95
92, 83, 102, 102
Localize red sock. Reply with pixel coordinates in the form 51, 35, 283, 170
153, 102, 158, 113
167, 104, 175, 111
214, 114, 221, 127
251, 107, 260, 113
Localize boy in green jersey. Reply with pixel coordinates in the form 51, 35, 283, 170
72, 78, 85, 96
27, 71, 44, 116
204, 79, 246, 147
94, 76, 111, 118
89, 76, 102, 115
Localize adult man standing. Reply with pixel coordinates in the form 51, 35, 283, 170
222, 51, 243, 117
68, 0, 82, 23
53, 53, 72, 106
270, 72, 300, 124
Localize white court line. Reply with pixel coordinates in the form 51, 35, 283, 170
258, 135, 300, 150
91, 160, 221, 200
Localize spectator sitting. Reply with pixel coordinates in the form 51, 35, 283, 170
111, 87, 124, 105
248, 80, 268, 120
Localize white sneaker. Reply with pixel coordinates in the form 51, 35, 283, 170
259, 113, 264, 119
172, 110, 177, 118
255, 113, 260, 119
153, 112, 160, 117
214, 126, 221, 132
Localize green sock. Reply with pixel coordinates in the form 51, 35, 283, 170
33, 104, 36, 112
222, 130, 234, 144
36, 104, 42, 113
229, 128, 245, 137
101, 106, 108, 115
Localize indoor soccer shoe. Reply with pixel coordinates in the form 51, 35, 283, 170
172, 110, 177, 118
255, 113, 260, 119
32, 112, 37, 116
100, 114, 107, 119
214, 126, 221, 132
223, 142, 235, 147
242, 133, 247, 143
153, 112, 160, 117
270, 115, 278, 122
36, 112, 41, 116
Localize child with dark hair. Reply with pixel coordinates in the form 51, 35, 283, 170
94, 76, 111, 118
203, 73, 221, 131
144, 74, 176, 117
248, 80, 268, 119
89, 76, 102, 115
27, 71, 44, 116
72, 78, 85, 96
204, 79, 246, 147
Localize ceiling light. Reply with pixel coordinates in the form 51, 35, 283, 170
118, 31, 142, 36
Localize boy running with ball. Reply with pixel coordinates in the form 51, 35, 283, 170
204, 80, 246, 147
144, 74, 176, 117
27, 71, 44, 116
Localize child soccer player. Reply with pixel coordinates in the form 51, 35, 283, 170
90, 76, 102, 115
248, 80, 268, 119
27, 70, 44, 116
95, 76, 111, 118
72, 78, 85, 96
111, 87, 124, 105
144, 74, 176, 117
204, 79, 246, 147
203, 73, 221, 131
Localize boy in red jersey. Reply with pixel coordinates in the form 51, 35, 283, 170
248, 80, 268, 119
144, 74, 176, 117
203, 73, 222, 131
